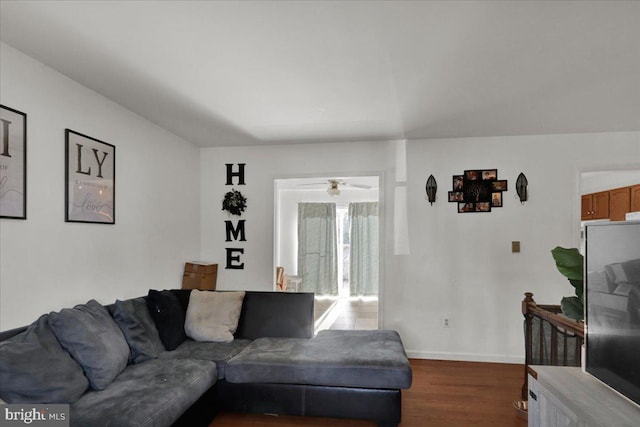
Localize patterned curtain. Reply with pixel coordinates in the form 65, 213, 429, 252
297, 203, 338, 296
349, 202, 379, 296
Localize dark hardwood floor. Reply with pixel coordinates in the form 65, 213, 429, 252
210, 359, 528, 427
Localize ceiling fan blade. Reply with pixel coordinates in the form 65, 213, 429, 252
345, 184, 373, 189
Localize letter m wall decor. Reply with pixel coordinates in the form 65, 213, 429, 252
65, 129, 115, 224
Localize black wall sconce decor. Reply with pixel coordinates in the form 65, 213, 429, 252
447, 169, 507, 213
516, 172, 528, 204
425, 175, 437, 205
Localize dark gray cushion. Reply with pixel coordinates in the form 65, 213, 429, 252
225, 330, 412, 389
111, 298, 164, 364
146, 290, 186, 350
235, 291, 315, 339
70, 358, 217, 427
49, 300, 130, 391
0, 315, 89, 403
158, 338, 251, 379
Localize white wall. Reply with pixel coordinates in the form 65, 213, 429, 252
201, 132, 640, 363
0, 44, 201, 329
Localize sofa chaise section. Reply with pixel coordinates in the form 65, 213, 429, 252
221, 329, 412, 427
225, 330, 412, 389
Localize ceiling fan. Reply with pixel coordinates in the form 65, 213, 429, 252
297, 179, 373, 196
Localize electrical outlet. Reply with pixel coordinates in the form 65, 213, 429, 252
442, 317, 450, 328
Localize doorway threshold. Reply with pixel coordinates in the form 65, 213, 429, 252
314, 296, 378, 334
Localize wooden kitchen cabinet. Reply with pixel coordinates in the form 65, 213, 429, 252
581, 191, 609, 220
581, 194, 593, 220
631, 184, 640, 212
581, 184, 640, 221
609, 186, 631, 221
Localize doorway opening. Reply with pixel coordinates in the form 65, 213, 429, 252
274, 176, 380, 333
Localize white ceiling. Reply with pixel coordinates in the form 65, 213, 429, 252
1, 1, 639, 147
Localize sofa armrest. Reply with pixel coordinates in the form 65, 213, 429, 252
0, 326, 28, 342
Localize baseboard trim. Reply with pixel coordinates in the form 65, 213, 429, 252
406, 350, 524, 364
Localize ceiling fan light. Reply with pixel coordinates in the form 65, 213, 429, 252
327, 187, 340, 196
327, 180, 341, 196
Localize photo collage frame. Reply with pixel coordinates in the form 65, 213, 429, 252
448, 169, 507, 213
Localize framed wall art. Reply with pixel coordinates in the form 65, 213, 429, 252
0, 105, 27, 219
65, 129, 115, 224
448, 169, 507, 213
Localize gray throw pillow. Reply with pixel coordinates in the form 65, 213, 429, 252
0, 314, 89, 403
111, 298, 164, 364
49, 300, 130, 390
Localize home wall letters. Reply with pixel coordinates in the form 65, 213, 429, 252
223, 163, 246, 269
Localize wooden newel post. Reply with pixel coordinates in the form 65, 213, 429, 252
521, 292, 535, 400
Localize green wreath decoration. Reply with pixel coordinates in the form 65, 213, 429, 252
222, 189, 247, 216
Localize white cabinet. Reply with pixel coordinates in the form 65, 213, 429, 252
528, 366, 640, 427
528, 371, 580, 427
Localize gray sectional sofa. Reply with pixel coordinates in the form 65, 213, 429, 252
0, 290, 412, 427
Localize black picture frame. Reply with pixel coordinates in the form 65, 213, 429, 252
65, 129, 115, 224
453, 175, 464, 190
491, 192, 503, 207
458, 202, 475, 213
475, 202, 491, 212
482, 169, 498, 180
448, 191, 464, 202
463, 180, 492, 203
0, 105, 27, 220
492, 180, 508, 191
449, 168, 507, 213
464, 170, 481, 181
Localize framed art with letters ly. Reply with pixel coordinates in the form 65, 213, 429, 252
65, 129, 115, 224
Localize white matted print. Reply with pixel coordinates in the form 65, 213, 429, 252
65, 129, 115, 224
0, 105, 27, 219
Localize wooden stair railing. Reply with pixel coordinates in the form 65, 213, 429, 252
521, 292, 585, 400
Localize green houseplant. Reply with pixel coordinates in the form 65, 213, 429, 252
551, 246, 584, 321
